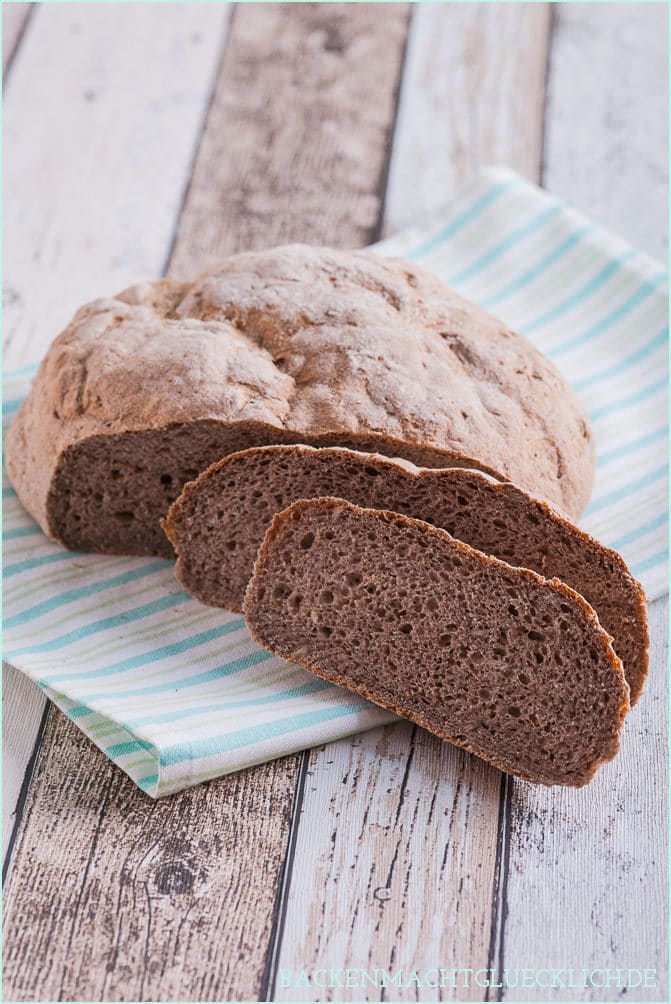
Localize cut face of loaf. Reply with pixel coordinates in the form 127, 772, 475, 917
5, 244, 595, 557
243, 499, 630, 787
164, 445, 648, 704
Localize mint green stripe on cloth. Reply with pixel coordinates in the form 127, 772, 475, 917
585, 465, 668, 516
610, 514, 667, 551
521, 251, 638, 334
406, 175, 519, 259
160, 703, 368, 767
572, 328, 668, 390
36, 617, 247, 684
124, 678, 333, 729
3, 168, 667, 798
590, 375, 667, 420
137, 774, 160, 792
5, 591, 191, 658
631, 549, 669, 577
106, 738, 155, 758
4, 549, 80, 577
80, 648, 275, 702
480, 225, 592, 309
547, 272, 667, 357
3, 524, 43, 541
447, 203, 564, 286
4, 560, 171, 629
597, 426, 667, 466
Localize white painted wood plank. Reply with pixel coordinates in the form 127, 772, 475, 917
544, 3, 668, 262
384, 3, 551, 235
3, 1, 230, 368
273, 725, 502, 1003
496, 597, 667, 1002
2, 2, 32, 75
2, 1, 230, 865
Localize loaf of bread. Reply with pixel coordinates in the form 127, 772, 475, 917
244, 498, 630, 786
5, 245, 595, 557
164, 444, 648, 703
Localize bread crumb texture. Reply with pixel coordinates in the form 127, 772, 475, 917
244, 498, 630, 787
165, 444, 648, 704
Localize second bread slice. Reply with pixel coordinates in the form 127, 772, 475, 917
243, 498, 630, 787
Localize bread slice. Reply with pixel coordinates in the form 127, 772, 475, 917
243, 498, 630, 786
164, 445, 648, 704
5, 245, 595, 558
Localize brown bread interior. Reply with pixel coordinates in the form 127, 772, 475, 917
165, 445, 648, 703
46, 423, 503, 558
243, 498, 629, 787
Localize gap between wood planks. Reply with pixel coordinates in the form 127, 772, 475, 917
261, 748, 312, 1001
2, 1, 33, 78
1, 698, 48, 883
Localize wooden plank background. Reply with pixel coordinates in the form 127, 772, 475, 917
384, 3, 551, 234
2, 3, 668, 1002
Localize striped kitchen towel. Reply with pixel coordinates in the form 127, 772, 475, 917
3, 168, 668, 797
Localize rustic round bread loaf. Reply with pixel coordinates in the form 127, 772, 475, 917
5, 245, 595, 556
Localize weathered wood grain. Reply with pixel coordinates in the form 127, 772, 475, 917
2, 0, 231, 860
169, 2, 411, 273
3, 4, 410, 1001
2, 712, 300, 1002
2, 2, 32, 76
272, 723, 502, 1003
543, 3, 668, 262
384, 3, 551, 234
492, 597, 668, 1004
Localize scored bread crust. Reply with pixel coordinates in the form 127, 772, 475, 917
163, 444, 648, 704
6, 244, 594, 553
244, 497, 630, 787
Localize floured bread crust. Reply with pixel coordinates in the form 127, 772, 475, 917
6, 245, 595, 551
